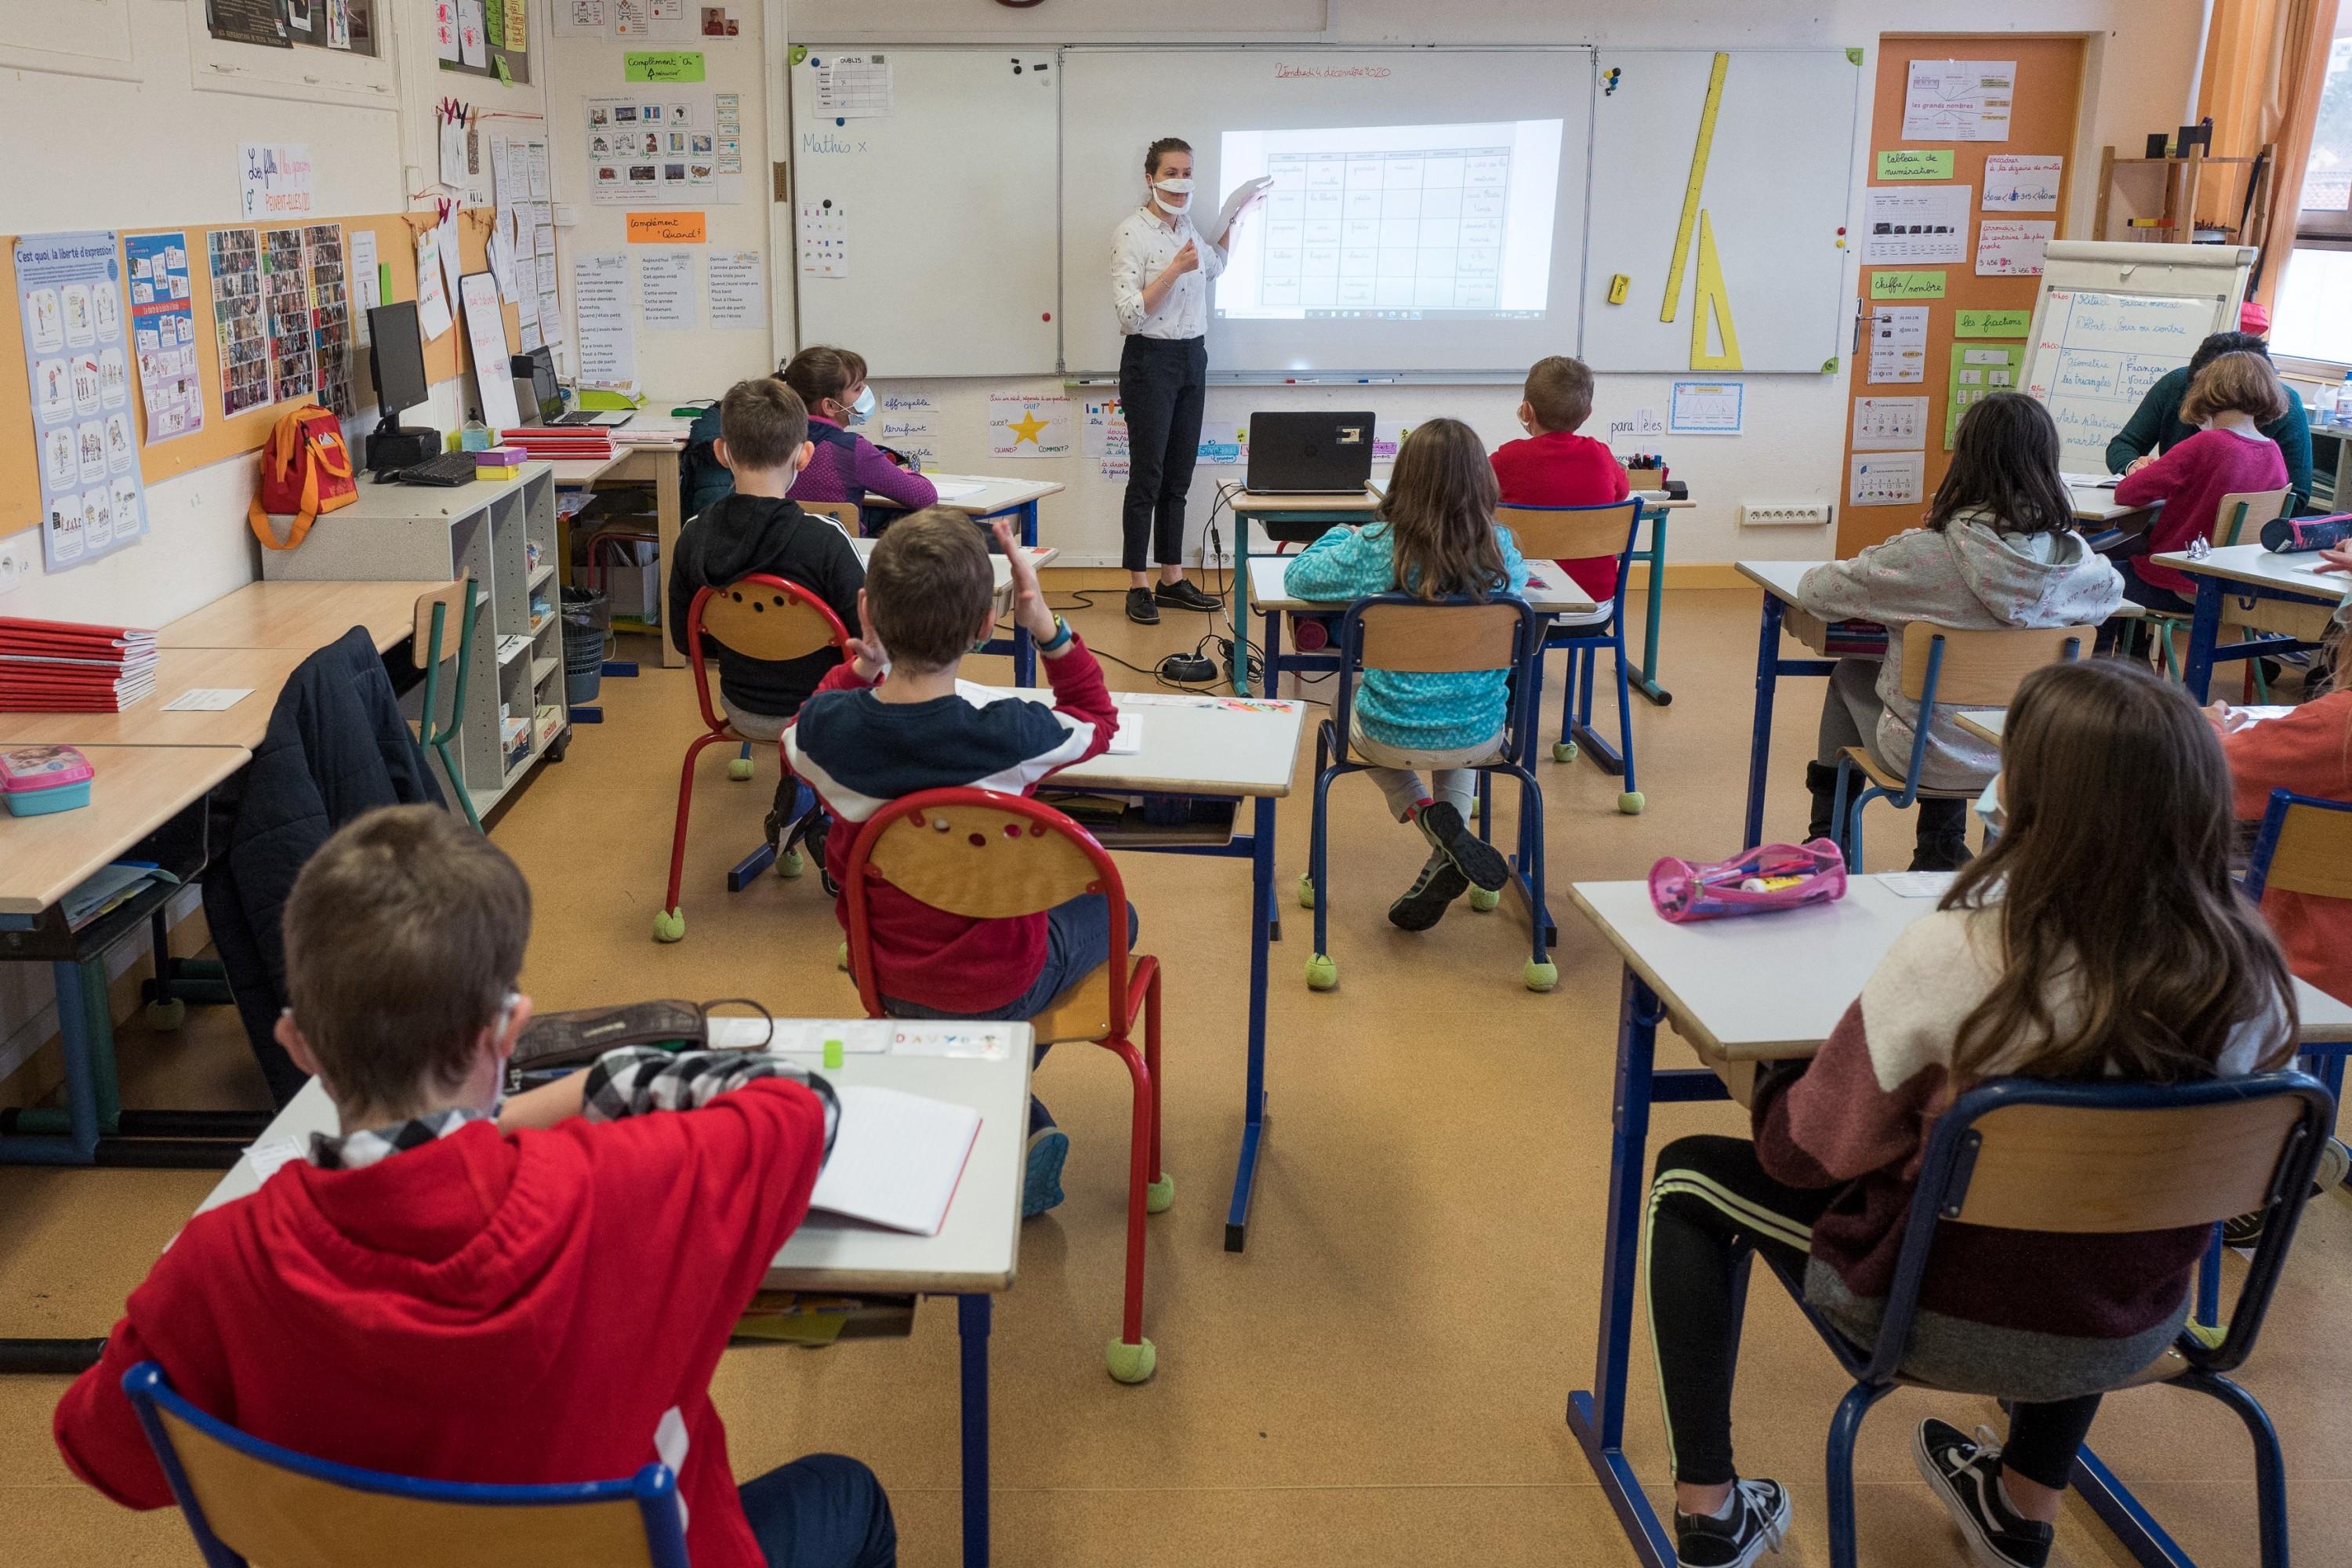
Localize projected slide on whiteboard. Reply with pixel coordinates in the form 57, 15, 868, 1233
1217, 121, 1563, 320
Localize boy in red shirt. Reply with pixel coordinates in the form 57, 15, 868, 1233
54, 807, 893, 1568
1489, 354, 1633, 604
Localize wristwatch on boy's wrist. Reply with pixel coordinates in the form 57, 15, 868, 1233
1039, 617, 1073, 654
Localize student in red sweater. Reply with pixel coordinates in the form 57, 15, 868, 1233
1488, 354, 1632, 603
787, 509, 1120, 1218
1646, 659, 2295, 1568
2111, 349, 2293, 617
53, 808, 891, 1568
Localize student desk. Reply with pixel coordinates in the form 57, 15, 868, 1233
196, 1021, 1032, 1568
1563, 874, 2352, 1568
155, 579, 448, 656
862, 474, 1062, 550
557, 420, 691, 668
849, 539, 1059, 686
2148, 543, 2348, 702
1221, 487, 1385, 694
0, 648, 310, 752
1032, 689, 1307, 1250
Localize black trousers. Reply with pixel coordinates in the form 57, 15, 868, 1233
1118, 333, 1208, 572
1648, 1134, 2101, 1492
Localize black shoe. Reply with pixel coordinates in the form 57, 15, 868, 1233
1125, 587, 1160, 626
1915, 1419, 2053, 1568
1413, 800, 1510, 894
1153, 578, 1222, 612
1908, 836, 1975, 873
2225, 1136, 2349, 1247
1672, 1477, 1790, 1568
1804, 761, 1842, 845
1388, 855, 1470, 930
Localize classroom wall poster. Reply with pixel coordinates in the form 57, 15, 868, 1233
1862, 186, 1974, 266
573, 252, 634, 388
988, 392, 1071, 459
125, 232, 205, 445
208, 227, 270, 417
1902, 59, 2015, 143
1946, 343, 2029, 448
262, 227, 315, 404
1974, 220, 2055, 278
238, 143, 315, 220
1848, 450, 1925, 507
707, 250, 764, 328
1080, 397, 1127, 459
1982, 155, 2063, 212
304, 223, 354, 417
16, 230, 148, 572
1851, 396, 1928, 452
586, 93, 717, 205
1867, 305, 1929, 384
1668, 380, 1744, 435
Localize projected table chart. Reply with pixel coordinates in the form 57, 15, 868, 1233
1258, 146, 1510, 312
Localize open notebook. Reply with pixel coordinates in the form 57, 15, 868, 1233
808, 1085, 982, 1236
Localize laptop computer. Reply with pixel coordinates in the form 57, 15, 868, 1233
1246, 411, 1376, 495
510, 349, 633, 429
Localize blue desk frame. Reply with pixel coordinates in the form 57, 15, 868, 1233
1740, 592, 1838, 852
2177, 569, 2339, 704
1567, 965, 2282, 1568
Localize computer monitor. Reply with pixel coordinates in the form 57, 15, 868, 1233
362, 300, 437, 472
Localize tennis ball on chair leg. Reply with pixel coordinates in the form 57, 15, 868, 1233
146, 998, 187, 1031
1106, 1337, 1157, 1384
779, 847, 804, 879
652, 908, 686, 943
1552, 741, 1577, 764
1145, 1172, 1176, 1214
1468, 885, 1502, 913
1305, 953, 1338, 990
1618, 791, 1646, 815
1296, 872, 1316, 909
728, 757, 754, 782
1524, 958, 1559, 993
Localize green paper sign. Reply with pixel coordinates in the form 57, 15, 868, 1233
1955, 309, 2032, 338
1947, 343, 2031, 447
626, 51, 706, 83
1871, 270, 1947, 300
1878, 149, 1955, 180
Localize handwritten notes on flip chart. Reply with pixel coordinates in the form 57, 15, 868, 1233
2026, 289, 2223, 470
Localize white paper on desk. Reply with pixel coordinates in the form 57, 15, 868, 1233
929, 480, 986, 503
710, 1015, 889, 1054
1107, 713, 1142, 755
162, 687, 252, 712
1878, 871, 1956, 898
243, 1137, 304, 1181
2061, 470, 2119, 490
808, 1086, 981, 1236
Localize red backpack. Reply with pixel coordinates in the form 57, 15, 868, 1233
248, 405, 357, 550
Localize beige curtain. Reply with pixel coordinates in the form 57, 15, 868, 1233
2198, 0, 2342, 304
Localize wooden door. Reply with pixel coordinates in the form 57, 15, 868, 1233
1838, 35, 2086, 555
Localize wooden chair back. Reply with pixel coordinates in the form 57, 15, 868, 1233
2251, 790, 2352, 901
1896, 622, 2083, 707
126, 1365, 685, 1568
1947, 1094, 2310, 1232
1357, 598, 1526, 674
861, 796, 1109, 920
1494, 501, 1641, 564
411, 580, 469, 672
2216, 488, 2294, 546
692, 576, 848, 664
798, 500, 862, 534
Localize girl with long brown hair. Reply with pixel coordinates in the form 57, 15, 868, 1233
1287, 417, 1530, 930
1646, 658, 2295, 1568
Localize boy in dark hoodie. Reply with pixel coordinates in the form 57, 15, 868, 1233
669, 376, 866, 855
54, 805, 894, 1568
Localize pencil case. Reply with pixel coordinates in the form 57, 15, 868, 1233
0, 744, 94, 815
1649, 839, 1846, 923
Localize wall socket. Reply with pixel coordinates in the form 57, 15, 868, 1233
1741, 503, 1834, 527
0, 533, 33, 595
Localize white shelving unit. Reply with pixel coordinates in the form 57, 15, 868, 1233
262, 464, 571, 818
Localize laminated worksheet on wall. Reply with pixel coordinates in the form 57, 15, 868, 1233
573, 252, 633, 387
707, 251, 764, 328
586, 94, 714, 205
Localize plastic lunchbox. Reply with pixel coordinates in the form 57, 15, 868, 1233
0, 744, 96, 816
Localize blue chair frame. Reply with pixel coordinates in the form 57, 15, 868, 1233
1305, 592, 1555, 990
1748, 1072, 2332, 1568
1498, 501, 1648, 815
122, 1361, 691, 1568
2244, 786, 2352, 1102
1829, 626, 2082, 868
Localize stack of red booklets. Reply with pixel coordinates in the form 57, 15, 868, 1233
499, 427, 615, 461
0, 617, 159, 712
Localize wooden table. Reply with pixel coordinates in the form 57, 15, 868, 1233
1563, 873, 2352, 1568
2150, 543, 2349, 701
0, 746, 248, 918
0, 648, 309, 751
199, 1019, 1032, 1568
156, 579, 448, 656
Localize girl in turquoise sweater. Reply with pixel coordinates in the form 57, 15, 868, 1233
1288, 417, 1530, 930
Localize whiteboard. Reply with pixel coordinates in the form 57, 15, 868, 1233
1583, 49, 1863, 374
789, 47, 1062, 375
2020, 241, 2252, 471
1058, 47, 1594, 377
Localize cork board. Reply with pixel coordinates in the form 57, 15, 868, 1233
1, 207, 514, 532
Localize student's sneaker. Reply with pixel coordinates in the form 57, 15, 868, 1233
1125, 587, 1160, 626
1388, 854, 1470, 931
1412, 800, 1510, 894
2223, 1135, 2349, 1247
1153, 579, 1222, 612
1915, 1418, 2054, 1568
1672, 1476, 1790, 1568
1023, 1126, 1069, 1218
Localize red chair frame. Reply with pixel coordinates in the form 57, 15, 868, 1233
840, 786, 1167, 1381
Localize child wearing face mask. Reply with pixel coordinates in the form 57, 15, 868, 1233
781, 344, 938, 531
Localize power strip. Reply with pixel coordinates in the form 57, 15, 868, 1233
1741, 503, 1834, 527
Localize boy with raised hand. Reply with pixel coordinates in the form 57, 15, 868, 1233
54, 806, 895, 1568
788, 510, 1123, 1219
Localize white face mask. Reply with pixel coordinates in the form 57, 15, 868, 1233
1151, 176, 1193, 216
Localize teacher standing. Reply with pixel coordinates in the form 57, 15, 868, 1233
1110, 136, 1261, 626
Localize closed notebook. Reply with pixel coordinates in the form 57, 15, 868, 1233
807, 1084, 982, 1237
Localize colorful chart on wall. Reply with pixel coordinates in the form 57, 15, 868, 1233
125, 231, 205, 446
15, 231, 149, 572
1584, 49, 1864, 373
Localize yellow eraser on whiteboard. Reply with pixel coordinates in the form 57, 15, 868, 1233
1607, 274, 1631, 305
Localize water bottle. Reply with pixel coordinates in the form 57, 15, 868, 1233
2337, 372, 2352, 427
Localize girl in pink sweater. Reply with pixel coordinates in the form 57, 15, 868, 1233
2111, 350, 2293, 614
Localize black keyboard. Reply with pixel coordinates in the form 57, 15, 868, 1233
390, 452, 483, 487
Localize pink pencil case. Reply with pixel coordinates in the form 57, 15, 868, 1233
1650, 839, 1846, 924
0, 744, 95, 816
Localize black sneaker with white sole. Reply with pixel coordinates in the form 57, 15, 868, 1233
1388, 855, 1469, 930
2223, 1134, 2348, 1248
1915, 1418, 2054, 1568
1672, 1476, 1790, 1568
1153, 578, 1223, 612
1412, 800, 1511, 894
1125, 587, 1160, 626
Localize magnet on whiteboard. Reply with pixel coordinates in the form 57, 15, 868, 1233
1607, 274, 1630, 305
